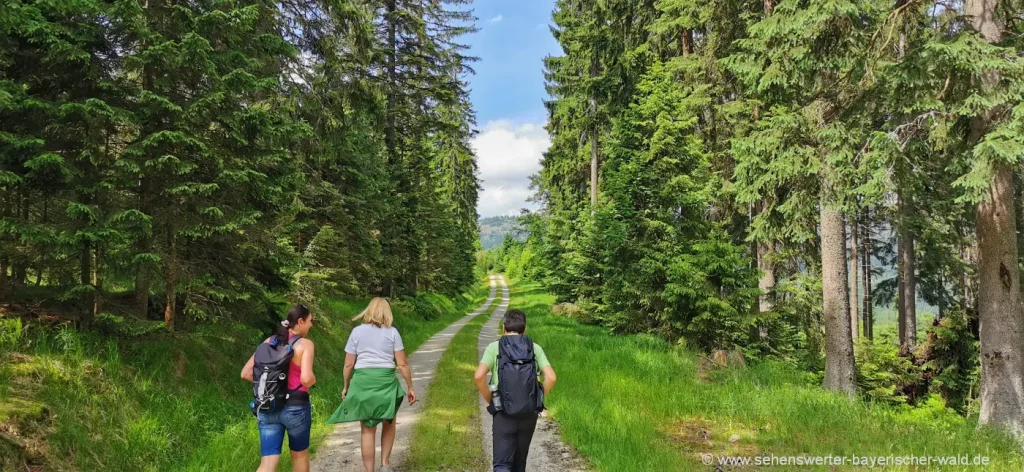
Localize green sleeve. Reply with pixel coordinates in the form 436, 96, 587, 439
481, 342, 498, 369
534, 343, 551, 370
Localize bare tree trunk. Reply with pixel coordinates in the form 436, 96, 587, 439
385, 0, 397, 162
764, 0, 775, 15
164, 222, 176, 330
758, 242, 775, 313
590, 121, 598, 210
821, 204, 856, 396
862, 213, 873, 340
679, 28, 693, 56
898, 192, 917, 351
136, 25, 155, 318
135, 176, 152, 318
35, 199, 47, 287
0, 191, 8, 295
80, 240, 93, 327
13, 188, 28, 284
93, 245, 102, 318
967, 0, 1024, 440
849, 216, 859, 340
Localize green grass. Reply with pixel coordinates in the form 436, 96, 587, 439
511, 278, 1024, 471
405, 297, 491, 471
0, 280, 489, 472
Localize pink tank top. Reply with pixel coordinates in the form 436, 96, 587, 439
288, 335, 308, 393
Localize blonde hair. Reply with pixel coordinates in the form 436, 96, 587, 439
352, 297, 393, 327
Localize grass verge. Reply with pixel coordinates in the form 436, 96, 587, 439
511, 278, 1024, 471
0, 279, 489, 472
404, 297, 491, 471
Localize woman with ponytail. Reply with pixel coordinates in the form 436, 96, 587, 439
241, 304, 317, 472
327, 297, 415, 472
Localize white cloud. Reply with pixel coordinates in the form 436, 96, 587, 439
472, 120, 549, 217
489, 14, 503, 23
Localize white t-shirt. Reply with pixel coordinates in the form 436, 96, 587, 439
345, 324, 405, 369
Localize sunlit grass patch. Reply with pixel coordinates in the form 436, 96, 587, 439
0, 278, 491, 471
510, 278, 1024, 471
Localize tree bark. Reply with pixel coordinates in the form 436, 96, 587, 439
821, 204, 856, 396
0, 190, 8, 295
385, 0, 397, 163
13, 188, 28, 285
135, 176, 152, 318
967, 0, 1024, 440
758, 242, 775, 313
679, 28, 693, 56
862, 213, 873, 340
849, 217, 859, 340
92, 245, 102, 318
80, 240, 93, 327
164, 221, 176, 330
764, 0, 775, 15
897, 192, 917, 351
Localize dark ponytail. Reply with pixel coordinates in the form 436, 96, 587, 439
276, 304, 311, 345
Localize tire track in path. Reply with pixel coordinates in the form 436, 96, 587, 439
311, 275, 500, 471
477, 276, 587, 471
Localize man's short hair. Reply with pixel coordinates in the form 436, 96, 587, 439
502, 309, 527, 334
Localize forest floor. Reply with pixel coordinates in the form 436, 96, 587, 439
0, 281, 489, 472
507, 279, 1024, 471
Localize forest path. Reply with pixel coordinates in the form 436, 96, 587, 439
310, 275, 500, 472
477, 278, 587, 471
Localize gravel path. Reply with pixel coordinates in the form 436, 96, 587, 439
477, 277, 587, 471
311, 275, 499, 472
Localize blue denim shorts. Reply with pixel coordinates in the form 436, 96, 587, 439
258, 403, 312, 456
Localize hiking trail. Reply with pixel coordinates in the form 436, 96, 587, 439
310, 275, 499, 472
477, 277, 588, 471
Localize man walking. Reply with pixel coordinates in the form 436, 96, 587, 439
474, 309, 557, 472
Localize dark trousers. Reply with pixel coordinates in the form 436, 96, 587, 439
492, 411, 539, 472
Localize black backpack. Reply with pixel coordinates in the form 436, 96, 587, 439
251, 335, 301, 413
497, 335, 543, 416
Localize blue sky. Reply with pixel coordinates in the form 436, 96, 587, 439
465, 1, 560, 217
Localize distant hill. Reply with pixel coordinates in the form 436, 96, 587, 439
479, 216, 525, 249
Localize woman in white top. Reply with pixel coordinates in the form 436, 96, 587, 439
326, 297, 415, 472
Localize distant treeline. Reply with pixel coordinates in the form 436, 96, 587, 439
478, 216, 526, 250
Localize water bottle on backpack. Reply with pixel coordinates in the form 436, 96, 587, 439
489, 383, 504, 411
250, 335, 301, 414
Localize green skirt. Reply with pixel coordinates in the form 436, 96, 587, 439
327, 368, 405, 428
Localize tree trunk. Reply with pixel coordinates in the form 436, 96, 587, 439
385, 0, 397, 162
135, 176, 152, 318
80, 240, 93, 327
92, 245, 102, 318
13, 188, 28, 285
764, 0, 774, 15
821, 204, 856, 396
164, 222, 176, 330
758, 242, 775, 313
0, 191, 9, 295
35, 199, 47, 287
897, 192, 917, 351
862, 213, 873, 340
679, 28, 693, 56
849, 217, 859, 340
967, 0, 1024, 440
136, 31, 155, 318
